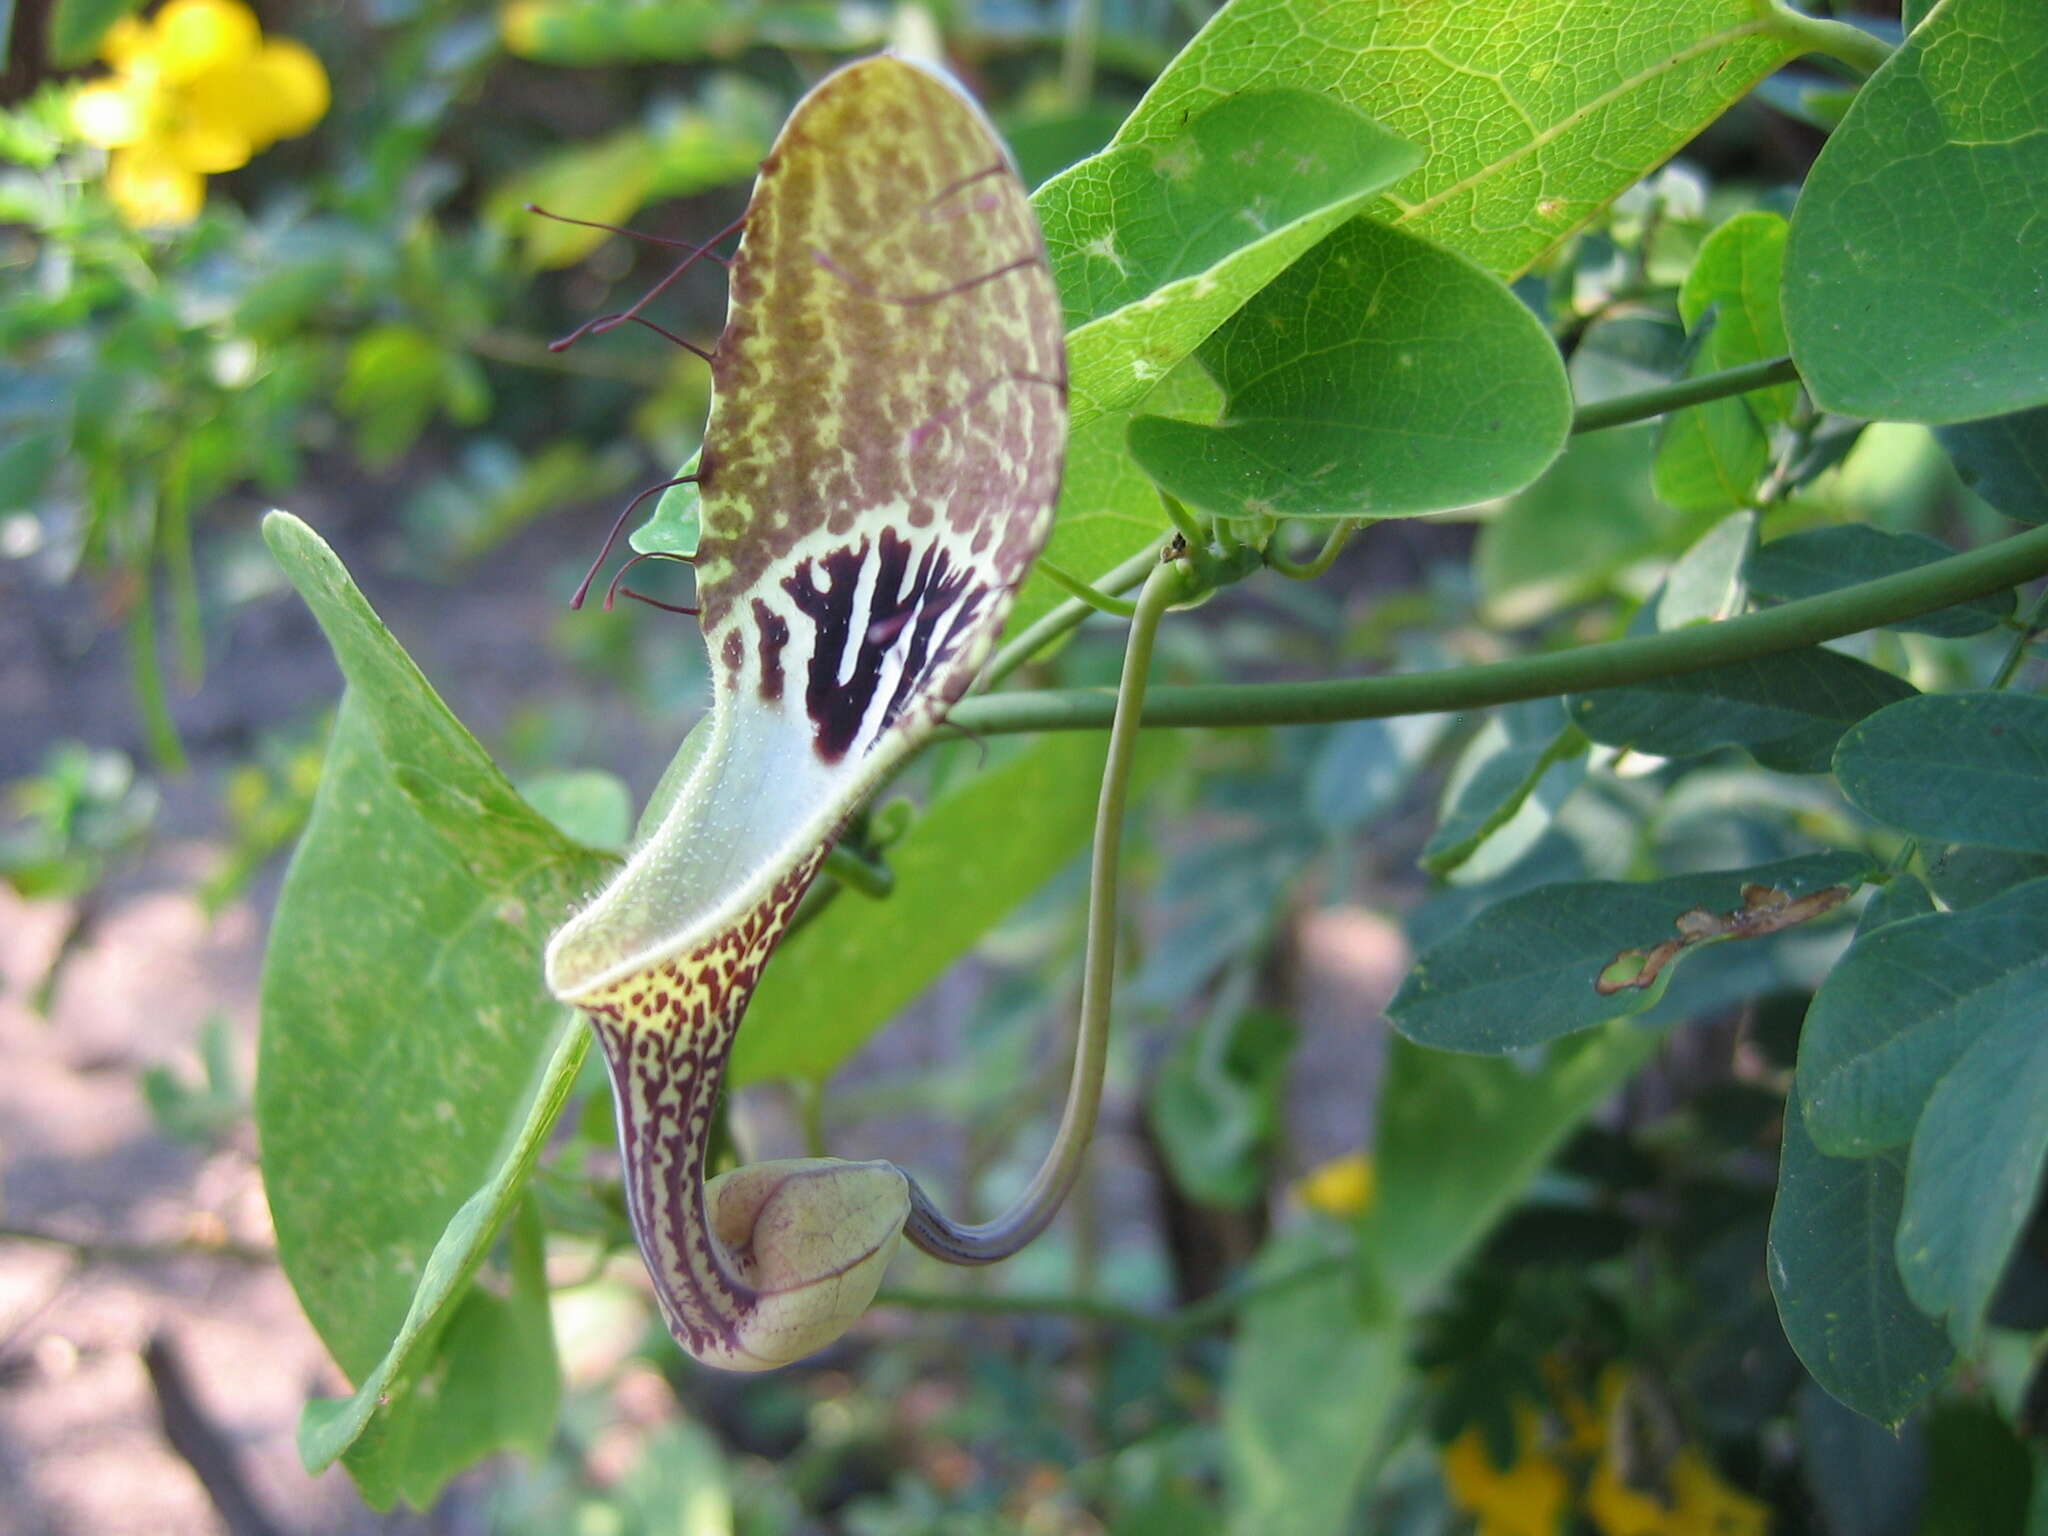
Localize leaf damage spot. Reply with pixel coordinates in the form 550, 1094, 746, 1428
1593, 882, 1853, 996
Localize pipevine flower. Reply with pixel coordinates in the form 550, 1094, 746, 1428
69, 0, 329, 228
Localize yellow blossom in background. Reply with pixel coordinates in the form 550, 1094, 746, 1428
1441, 1404, 1571, 1536
69, 0, 330, 228
1295, 1150, 1376, 1217
1586, 1445, 1770, 1536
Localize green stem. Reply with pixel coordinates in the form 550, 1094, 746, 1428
902, 560, 1189, 1264
977, 544, 1163, 690
1157, 490, 1207, 547
1267, 519, 1359, 580
822, 842, 894, 898
949, 524, 2048, 737
1572, 355, 1802, 436
127, 574, 187, 773
1765, 0, 1896, 76
1036, 558, 1142, 618
1989, 583, 2048, 691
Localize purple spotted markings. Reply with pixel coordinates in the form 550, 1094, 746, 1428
543, 55, 1066, 1370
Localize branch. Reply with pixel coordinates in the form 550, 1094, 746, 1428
950, 524, 2048, 737
1765, 1, 1897, 77
1571, 355, 1802, 435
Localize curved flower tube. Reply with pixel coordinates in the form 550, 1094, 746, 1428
545, 55, 1068, 1369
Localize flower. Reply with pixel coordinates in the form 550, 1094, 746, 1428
1441, 1403, 1571, 1536
69, 0, 329, 228
1587, 1445, 1770, 1536
1296, 1150, 1377, 1217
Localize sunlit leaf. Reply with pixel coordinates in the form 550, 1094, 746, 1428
1783, 0, 2048, 422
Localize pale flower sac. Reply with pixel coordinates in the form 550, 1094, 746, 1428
69, 0, 330, 228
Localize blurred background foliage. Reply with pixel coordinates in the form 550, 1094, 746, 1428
5, 0, 2044, 1532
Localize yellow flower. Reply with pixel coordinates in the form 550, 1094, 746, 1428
68, 0, 329, 228
1296, 1151, 1376, 1217
1586, 1441, 1770, 1536
1441, 1404, 1571, 1536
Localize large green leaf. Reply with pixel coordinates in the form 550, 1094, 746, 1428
1128, 219, 1571, 521
1037, 89, 1421, 426
1749, 527, 2016, 638
1938, 406, 2048, 525
1798, 878, 2048, 1155
1835, 693, 2048, 853
1897, 995, 2048, 1347
1223, 1025, 1657, 1534
1783, 0, 2048, 423
258, 514, 611, 1505
730, 731, 1183, 1088
1568, 648, 1917, 773
1112, 0, 1806, 280
1769, 1087, 1953, 1424
1389, 853, 1870, 1053
1224, 1231, 1404, 1536
1654, 212, 1792, 512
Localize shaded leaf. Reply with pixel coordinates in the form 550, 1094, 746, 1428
1799, 877, 2048, 1155
1390, 853, 1869, 1053
1657, 509, 1756, 629
1783, 0, 2048, 422
1749, 526, 2015, 637
1422, 700, 1586, 877
1897, 995, 2048, 1347
1654, 212, 1792, 512
1129, 219, 1571, 521
1770, 1088, 1952, 1425
1856, 874, 1936, 938
47, 0, 139, 66
1938, 405, 2048, 525
1569, 648, 1916, 774
1835, 693, 2048, 853
1796, 1384, 1928, 1536
1924, 845, 2048, 909
1149, 1006, 1297, 1210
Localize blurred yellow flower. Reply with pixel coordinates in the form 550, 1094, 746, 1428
1296, 1150, 1376, 1217
1441, 1404, 1571, 1536
68, 0, 329, 227
1587, 1445, 1770, 1536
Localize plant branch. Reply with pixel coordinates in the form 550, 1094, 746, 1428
1765, 1, 1896, 77
902, 559, 1190, 1264
1037, 558, 1142, 617
949, 524, 2048, 737
1267, 519, 1359, 580
978, 544, 1165, 690
1571, 355, 1802, 435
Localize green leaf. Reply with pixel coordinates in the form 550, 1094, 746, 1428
1654, 212, 1792, 512
1925, 845, 2048, 909
1783, 0, 2048, 423
1223, 1230, 1404, 1536
1038, 89, 1421, 426
1366, 1026, 1662, 1302
1149, 1006, 1297, 1210
1938, 406, 2048, 525
1002, 363, 1222, 638
1769, 1087, 1953, 1424
1421, 700, 1586, 877
501, 0, 883, 63
1128, 219, 1571, 521
1224, 1024, 1658, 1535
257, 515, 611, 1503
518, 769, 634, 852
1657, 509, 1757, 630
1798, 877, 2048, 1155
1835, 693, 2048, 853
47, 0, 139, 65
1897, 989, 2048, 1348
729, 731, 1183, 1088
1111, 0, 1804, 280
1475, 422, 1687, 627
1749, 527, 2016, 637
1390, 853, 1869, 1053
1568, 647, 1916, 773
1857, 874, 1936, 938
489, 78, 780, 269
